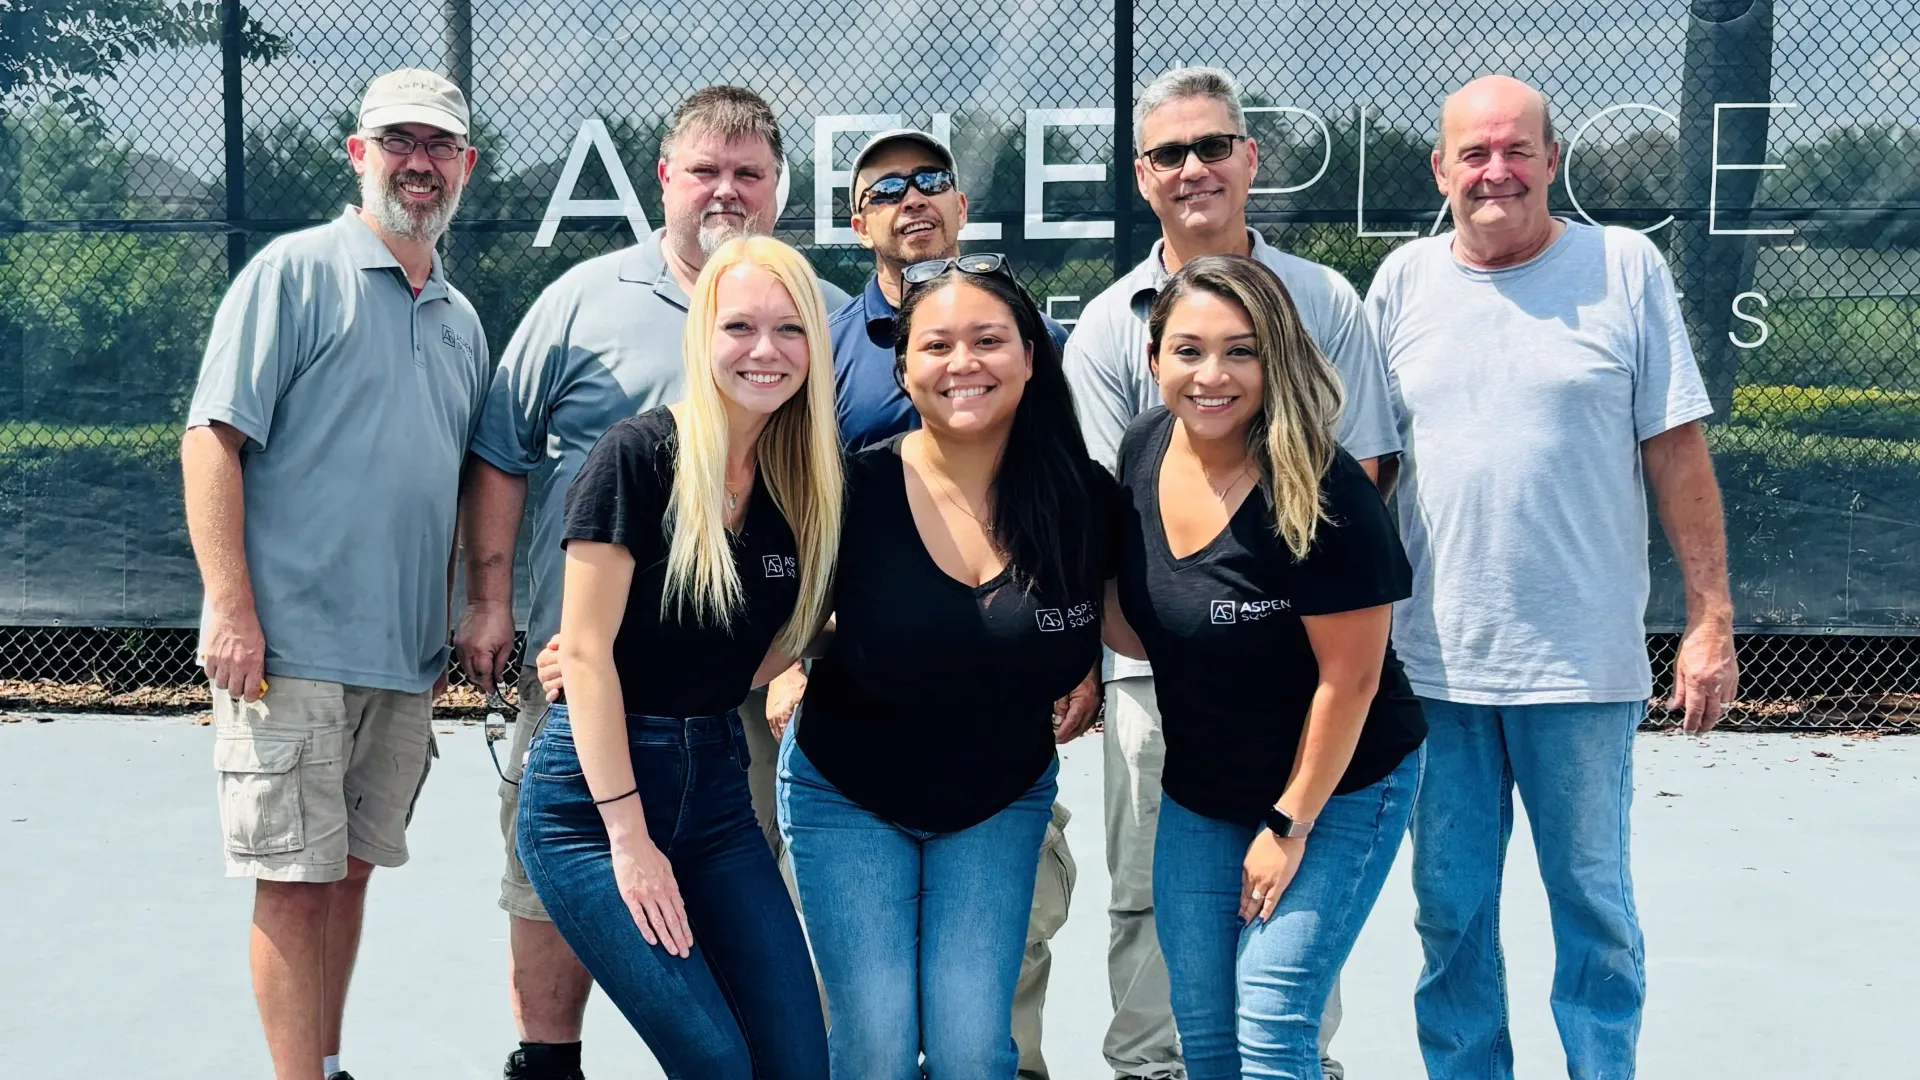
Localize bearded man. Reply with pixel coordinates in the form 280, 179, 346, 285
181, 67, 491, 1080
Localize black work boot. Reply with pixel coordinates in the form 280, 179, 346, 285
503, 1043, 586, 1080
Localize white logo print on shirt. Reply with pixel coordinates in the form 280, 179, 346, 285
762, 554, 797, 579
1064, 601, 1098, 629
1035, 609, 1066, 632
1212, 598, 1291, 625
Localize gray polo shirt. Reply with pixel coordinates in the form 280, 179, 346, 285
470, 229, 848, 655
1063, 227, 1403, 680
1367, 221, 1714, 704
187, 208, 492, 693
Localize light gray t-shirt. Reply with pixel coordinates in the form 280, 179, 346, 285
1368, 220, 1714, 705
188, 209, 492, 693
1064, 227, 1402, 680
470, 230, 848, 655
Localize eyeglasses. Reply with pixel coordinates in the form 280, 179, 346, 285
901, 252, 1012, 287
372, 132, 468, 161
1139, 133, 1246, 172
858, 167, 956, 210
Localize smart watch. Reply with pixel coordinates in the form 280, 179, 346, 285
1263, 805, 1314, 839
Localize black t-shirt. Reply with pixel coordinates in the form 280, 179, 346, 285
798, 435, 1118, 833
1115, 407, 1426, 824
562, 407, 800, 718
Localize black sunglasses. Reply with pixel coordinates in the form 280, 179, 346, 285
901, 252, 1013, 287
858, 167, 956, 209
1139, 133, 1246, 172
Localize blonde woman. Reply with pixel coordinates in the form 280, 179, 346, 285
1102, 254, 1426, 1079
515, 236, 839, 1078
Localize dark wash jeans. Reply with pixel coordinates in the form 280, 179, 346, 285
517, 704, 827, 1079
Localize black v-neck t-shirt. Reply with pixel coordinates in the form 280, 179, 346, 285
561, 407, 800, 718
798, 435, 1119, 833
1115, 407, 1425, 824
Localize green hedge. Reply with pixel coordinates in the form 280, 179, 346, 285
1730, 384, 1920, 442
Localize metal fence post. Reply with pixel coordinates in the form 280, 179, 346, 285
221, 0, 248, 279
1674, 0, 1776, 419
1112, 0, 1136, 280
442, 0, 473, 96
442, 0, 475, 281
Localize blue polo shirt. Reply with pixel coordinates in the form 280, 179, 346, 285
830, 273, 1071, 451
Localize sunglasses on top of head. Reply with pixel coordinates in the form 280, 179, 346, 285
900, 252, 1016, 287
857, 167, 956, 210
1139, 133, 1247, 172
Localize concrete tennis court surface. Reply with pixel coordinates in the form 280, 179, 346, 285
3, 716, 1913, 1079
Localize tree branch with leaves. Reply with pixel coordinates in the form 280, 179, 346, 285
1, 0, 287, 128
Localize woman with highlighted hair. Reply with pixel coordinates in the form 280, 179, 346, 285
1102, 254, 1427, 1079
515, 236, 839, 1078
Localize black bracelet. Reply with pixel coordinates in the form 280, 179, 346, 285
592, 787, 639, 807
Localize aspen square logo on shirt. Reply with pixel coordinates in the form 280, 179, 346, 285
440, 324, 475, 365
1036, 600, 1099, 632
762, 554, 797, 579
1212, 598, 1291, 625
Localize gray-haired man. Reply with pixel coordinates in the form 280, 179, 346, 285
455, 85, 847, 1080
1063, 66, 1403, 1080
183, 69, 488, 1080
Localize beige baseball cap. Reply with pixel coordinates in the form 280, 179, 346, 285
358, 68, 469, 137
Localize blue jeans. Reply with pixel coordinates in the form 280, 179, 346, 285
1155, 748, 1423, 1080
777, 735, 1057, 1080
517, 705, 827, 1079
1410, 699, 1646, 1080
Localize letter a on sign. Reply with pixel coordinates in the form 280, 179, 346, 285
534, 118, 652, 248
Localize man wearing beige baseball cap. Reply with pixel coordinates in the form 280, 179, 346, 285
182, 67, 487, 1080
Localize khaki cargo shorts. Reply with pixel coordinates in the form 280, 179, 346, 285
498, 668, 552, 920
213, 676, 436, 883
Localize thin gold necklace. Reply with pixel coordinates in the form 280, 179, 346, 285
922, 464, 993, 531
1203, 460, 1256, 505
725, 461, 754, 514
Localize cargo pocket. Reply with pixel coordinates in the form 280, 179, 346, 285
405, 732, 439, 827
1028, 809, 1077, 943
214, 732, 306, 856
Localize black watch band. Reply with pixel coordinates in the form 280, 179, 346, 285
1264, 805, 1314, 839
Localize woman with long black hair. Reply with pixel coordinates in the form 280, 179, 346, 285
778, 253, 1114, 1078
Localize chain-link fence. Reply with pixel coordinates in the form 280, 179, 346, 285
3, 0, 1917, 726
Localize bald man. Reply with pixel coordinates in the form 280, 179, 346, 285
1365, 76, 1736, 1080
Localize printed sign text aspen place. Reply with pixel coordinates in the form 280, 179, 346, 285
537, 103, 1800, 349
